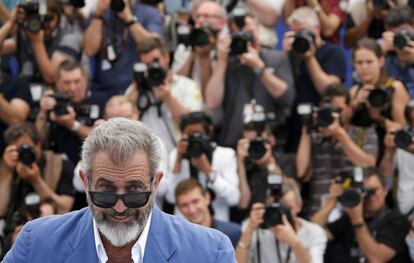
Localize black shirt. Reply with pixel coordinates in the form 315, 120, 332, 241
326, 207, 411, 263
0, 74, 33, 154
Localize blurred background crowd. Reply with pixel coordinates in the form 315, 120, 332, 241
1, 0, 414, 262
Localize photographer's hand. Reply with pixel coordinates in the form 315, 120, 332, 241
50, 106, 77, 130
272, 214, 299, 246
381, 31, 395, 54
117, 0, 133, 22
344, 200, 364, 225
2, 145, 18, 171
26, 30, 44, 44
191, 154, 213, 176
239, 44, 265, 70
402, 41, 414, 65
216, 34, 231, 62
173, 139, 188, 175
319, 113, 342, 138
248, 202, 265, 230
39, 90, 56, 114
236, 138, 249, 161
282, 31, 295, 53
16, 162, 41, 184
153, 81, 172, 102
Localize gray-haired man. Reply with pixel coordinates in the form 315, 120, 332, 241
3, 118, 236, 263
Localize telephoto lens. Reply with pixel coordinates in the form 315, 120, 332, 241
393, 29, 414, 50
367, 87, 391, 108
18, 144, 36, 166
292, 29, 315, 54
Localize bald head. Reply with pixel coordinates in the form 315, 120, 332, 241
195, 1, 227, 31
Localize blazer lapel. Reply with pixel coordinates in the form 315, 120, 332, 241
65, 208, 99, 263
144, 206, 177, 262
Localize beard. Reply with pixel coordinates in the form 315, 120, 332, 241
87, 192, 155, 247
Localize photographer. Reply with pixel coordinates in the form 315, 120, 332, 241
126, 38, 202, 154
312, 170, 411, 262
167, 111, 240, 221
1, 0, 83, 85
35, 60, 106, 164
236, 182, 327, 263
172, 1, 228, 91
350, 38, 409, 161
205, 12, 294, 148
380, 103, 414, 216
83, 0, 163, 97
236, 104, 297, 218
0, 123, 74, 255
296, 84, 378, 215
283, 6, 346, 152
381, 7, 414, 97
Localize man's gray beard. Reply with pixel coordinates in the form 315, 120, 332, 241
87, 193, 155, 247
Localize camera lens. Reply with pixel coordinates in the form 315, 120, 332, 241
368, 88, 388, 108
248, 138, 267, 160
26, 16, 43, 33
147, 62, 166, 87
230, 33, 249, 56
338, 188, 361, 208
190, 28, 211, 47
394, 129, 413, 149
317, 107, 334, 128
186, 133, 206, 158
292, 29, 315, 54
110, 0, 125, 13
18, 144, 36, 166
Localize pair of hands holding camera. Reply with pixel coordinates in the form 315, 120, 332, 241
2, 145, 40, 184
96, 0, 134, 23
39, 90, 77, 130
236, 138, 274, 167
247, 203, 299, 246
282, 31, 317, 60
216, 35, 265, 70
175, 137, 212, 176
382, 31, 414, 65
327, 180, 365, 225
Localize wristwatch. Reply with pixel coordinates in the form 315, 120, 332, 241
125, 16, 138, 27
254, 67, 274, 78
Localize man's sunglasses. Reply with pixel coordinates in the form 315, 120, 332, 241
89, 180, 154, 209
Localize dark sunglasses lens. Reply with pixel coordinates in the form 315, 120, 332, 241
123, 192, 151, 208
90, 192, 117, 208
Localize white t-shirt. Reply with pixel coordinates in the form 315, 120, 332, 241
395, 149, 414, 215
244, 218, 327, 263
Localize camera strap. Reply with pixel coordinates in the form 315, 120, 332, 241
275, 239, 291, 263
105, 14, 128, 62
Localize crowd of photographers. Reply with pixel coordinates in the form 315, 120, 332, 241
1, 0, 414, 262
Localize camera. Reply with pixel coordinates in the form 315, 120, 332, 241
60, 0, 85, 8
185, 133, 211, 158
189, 24, 215, 47
18, 0, 47, 33
394, 127, 414, 149
18, 144, 36, 166
110, 0, 125, 13
146, 60, 167, 87
292, 29, 315, 54
248, 137, 267, 161
260, 174, 295, 228
394, 29, 414, 50
50, 92, 72, 116
133, 63, 151, 92
316, 103, 340, 128
230, 31, 252, 56
74, 104, 100, 125
24, 193, 41, 219
337, 167, 376, 208
368, 86, 392, 108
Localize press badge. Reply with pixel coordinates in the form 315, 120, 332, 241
101, 59, 112, 71
30, 84, 44, 102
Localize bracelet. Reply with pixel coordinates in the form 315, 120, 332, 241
237, 241, 250, 249
125, 16, 138, 27
352, 222, 366, 230
71, 120, 81, 132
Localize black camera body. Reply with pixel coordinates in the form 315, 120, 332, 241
230, 31, 253, 56
133, 63, 151, 92
185, 133, 211, 158
394, 29, 414, 50
189, 24, 214, 47
110, 0, 125, 13
147, 61, 167, 87
316, 103, 340, 128
74, 104, 100, 125
248, 137, 267, 161
368, 86, 392, 108
50, 92, 72, 116
292, 29, 315, 54
60, 0, 85, 8
394, 127, 414, 149
261, 203, 294, 229
18, 144, 36, 166
336, 167, 375, 208
18, 1, 46, 33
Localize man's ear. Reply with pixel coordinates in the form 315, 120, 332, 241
204, 190, 211, 205
80, 169, 89, 192
154, 171, 164, 191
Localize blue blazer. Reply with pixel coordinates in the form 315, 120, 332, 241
2, 207, 236, 262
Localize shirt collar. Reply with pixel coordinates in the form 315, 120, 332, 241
93, 212, 153, 263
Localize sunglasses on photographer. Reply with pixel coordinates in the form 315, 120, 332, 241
89, 179, 153, 209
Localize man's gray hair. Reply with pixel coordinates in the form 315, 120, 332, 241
287, 6, 319, 27
81, 118, 161, 180
282, 182, 303, 206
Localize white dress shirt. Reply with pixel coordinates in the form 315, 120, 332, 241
93, 212, 153, 263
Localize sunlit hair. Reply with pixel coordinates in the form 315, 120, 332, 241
81, 117, 161, 181
287, 6, 319, 27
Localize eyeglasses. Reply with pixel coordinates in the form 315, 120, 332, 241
89, 180, 153, 209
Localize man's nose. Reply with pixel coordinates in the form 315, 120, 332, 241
113, 198, 128, 213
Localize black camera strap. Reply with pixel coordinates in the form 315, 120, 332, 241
276, 239, 291, 263
104, 14, 128, 62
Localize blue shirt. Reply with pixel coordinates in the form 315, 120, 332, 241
385, 55, 414, 98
